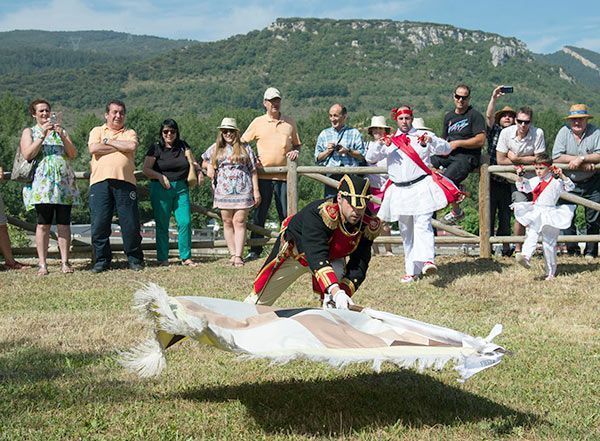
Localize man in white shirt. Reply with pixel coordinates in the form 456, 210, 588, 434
496, 106, 546, 251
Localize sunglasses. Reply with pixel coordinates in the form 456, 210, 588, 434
221, 129, 236, 134
516, 119, 531, 125
454, 94, 470, 101
162, 129, 177, 135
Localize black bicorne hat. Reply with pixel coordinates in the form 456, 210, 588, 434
337, 174, 371, 209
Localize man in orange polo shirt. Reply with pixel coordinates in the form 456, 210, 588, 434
241, 87, 302, 261
88, 99, 144, 272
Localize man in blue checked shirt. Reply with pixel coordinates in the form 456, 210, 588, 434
315, 104, 366, 198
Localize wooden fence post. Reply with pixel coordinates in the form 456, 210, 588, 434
287, 158, 298, 215
478, 160, 491, 258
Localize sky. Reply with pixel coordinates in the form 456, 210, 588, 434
0, 0, 598, 54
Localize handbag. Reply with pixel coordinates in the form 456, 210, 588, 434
390, 134, 464, 204
184, 148, 198, 189
11, 146, 38, 183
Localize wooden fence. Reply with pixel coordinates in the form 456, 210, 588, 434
2, 161, 600, 259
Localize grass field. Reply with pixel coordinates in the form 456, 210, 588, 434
0, 253, 598, 440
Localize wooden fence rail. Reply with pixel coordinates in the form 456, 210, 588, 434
2, 161, 599, 259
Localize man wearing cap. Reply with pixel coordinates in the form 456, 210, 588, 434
244, 174, 381, 309
315, 104, 366, 198
241, 87, 302, 261
485, 86, 516, 256
552, 104, 600, 258
432, 84, 486, 224
496, 106, 546, 253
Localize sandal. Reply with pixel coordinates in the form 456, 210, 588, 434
61, 262, 74, 274
37, 265, 49, 276
182, 259, 197, 267
232, 256, 245, 267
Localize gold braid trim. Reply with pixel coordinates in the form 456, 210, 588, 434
318, 201, 340, 230
362, 216, 383, 241
340, 277, 356, 296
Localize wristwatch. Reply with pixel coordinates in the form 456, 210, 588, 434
103, 138, 109, 145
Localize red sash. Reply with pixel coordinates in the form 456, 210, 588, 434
532, 177, 552, 202
390, 134, 464, 204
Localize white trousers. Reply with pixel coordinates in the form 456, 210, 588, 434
397, 213, 435, 276
522, 225, 560, 277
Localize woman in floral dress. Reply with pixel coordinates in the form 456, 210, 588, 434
20, 99, 79, 275
202, 118, 260, 267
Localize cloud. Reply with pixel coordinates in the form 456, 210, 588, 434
0, 0, 419, 41
525, 36, 562, 54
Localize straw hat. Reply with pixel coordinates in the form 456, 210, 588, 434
217, 117, 239, 131
263, 87, 282, 100
412, 117, 432, 131
565, 104, 593, 119
494, 106, 516, 124
368, 115, 391, 132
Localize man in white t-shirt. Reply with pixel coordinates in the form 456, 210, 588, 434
496, 106, 546, 251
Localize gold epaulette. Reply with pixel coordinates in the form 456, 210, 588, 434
362, 214, 382, 240
318, 201, 340, 230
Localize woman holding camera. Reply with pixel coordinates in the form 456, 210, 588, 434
20, 99, 79, 275
202, 118, 260, 267
143, 119, 202, 267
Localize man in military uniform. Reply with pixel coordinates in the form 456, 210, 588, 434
244, 174, 381, 309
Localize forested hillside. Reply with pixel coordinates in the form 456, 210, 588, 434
0, 20, 598, 231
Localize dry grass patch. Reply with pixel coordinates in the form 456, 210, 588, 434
0, 253, 598, 440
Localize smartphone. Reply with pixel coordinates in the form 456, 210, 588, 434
49, 112, 57, 125
500, 86, 513, 94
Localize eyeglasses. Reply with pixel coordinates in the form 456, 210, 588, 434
454, 94, 470, 101
221, 129, 236, 134
162, 129, 177, 135
516, 119, 531, 125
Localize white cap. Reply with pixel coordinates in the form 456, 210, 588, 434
263, 87, 282, 100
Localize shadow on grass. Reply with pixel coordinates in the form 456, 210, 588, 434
432, 258, 507, 287
176, 370, 541, 436
0, 345, 142, 403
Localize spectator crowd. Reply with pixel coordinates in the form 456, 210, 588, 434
1, 85, 599, 284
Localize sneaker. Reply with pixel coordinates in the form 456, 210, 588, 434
545, 275, 555, 281
515, 253, 531, 269
245, 251, 260, 262
401, 275, 417, 283
422, 261, 437, 276
584, 254, 595, 262
91, 264, 109, 273
128, 262, 145, 271
442, 209, 465, 225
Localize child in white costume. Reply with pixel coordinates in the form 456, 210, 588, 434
366, 106, 452, 282
513, 154, 575, 280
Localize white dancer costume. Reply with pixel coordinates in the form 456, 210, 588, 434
366, 128, 452, 276
512, 174, 575, 277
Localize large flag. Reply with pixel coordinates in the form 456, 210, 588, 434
120, 284, 506, 382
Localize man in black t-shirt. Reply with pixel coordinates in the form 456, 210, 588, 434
432, 84, 486, 224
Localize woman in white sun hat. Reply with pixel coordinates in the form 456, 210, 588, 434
202, 118, 261, 267
364, 115, 394, 256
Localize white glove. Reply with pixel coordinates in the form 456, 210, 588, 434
333, 290, 354, 310
322, 293, 335, 309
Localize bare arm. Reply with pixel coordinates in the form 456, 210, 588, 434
55, 126, 77, 159
20, 126, 49, 161
486, 86, 504, 128
450, 132, 486, 150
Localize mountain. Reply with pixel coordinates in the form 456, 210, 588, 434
537, 46, 600, 90
0, 20, 599, 116
0, 30, 194, 75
